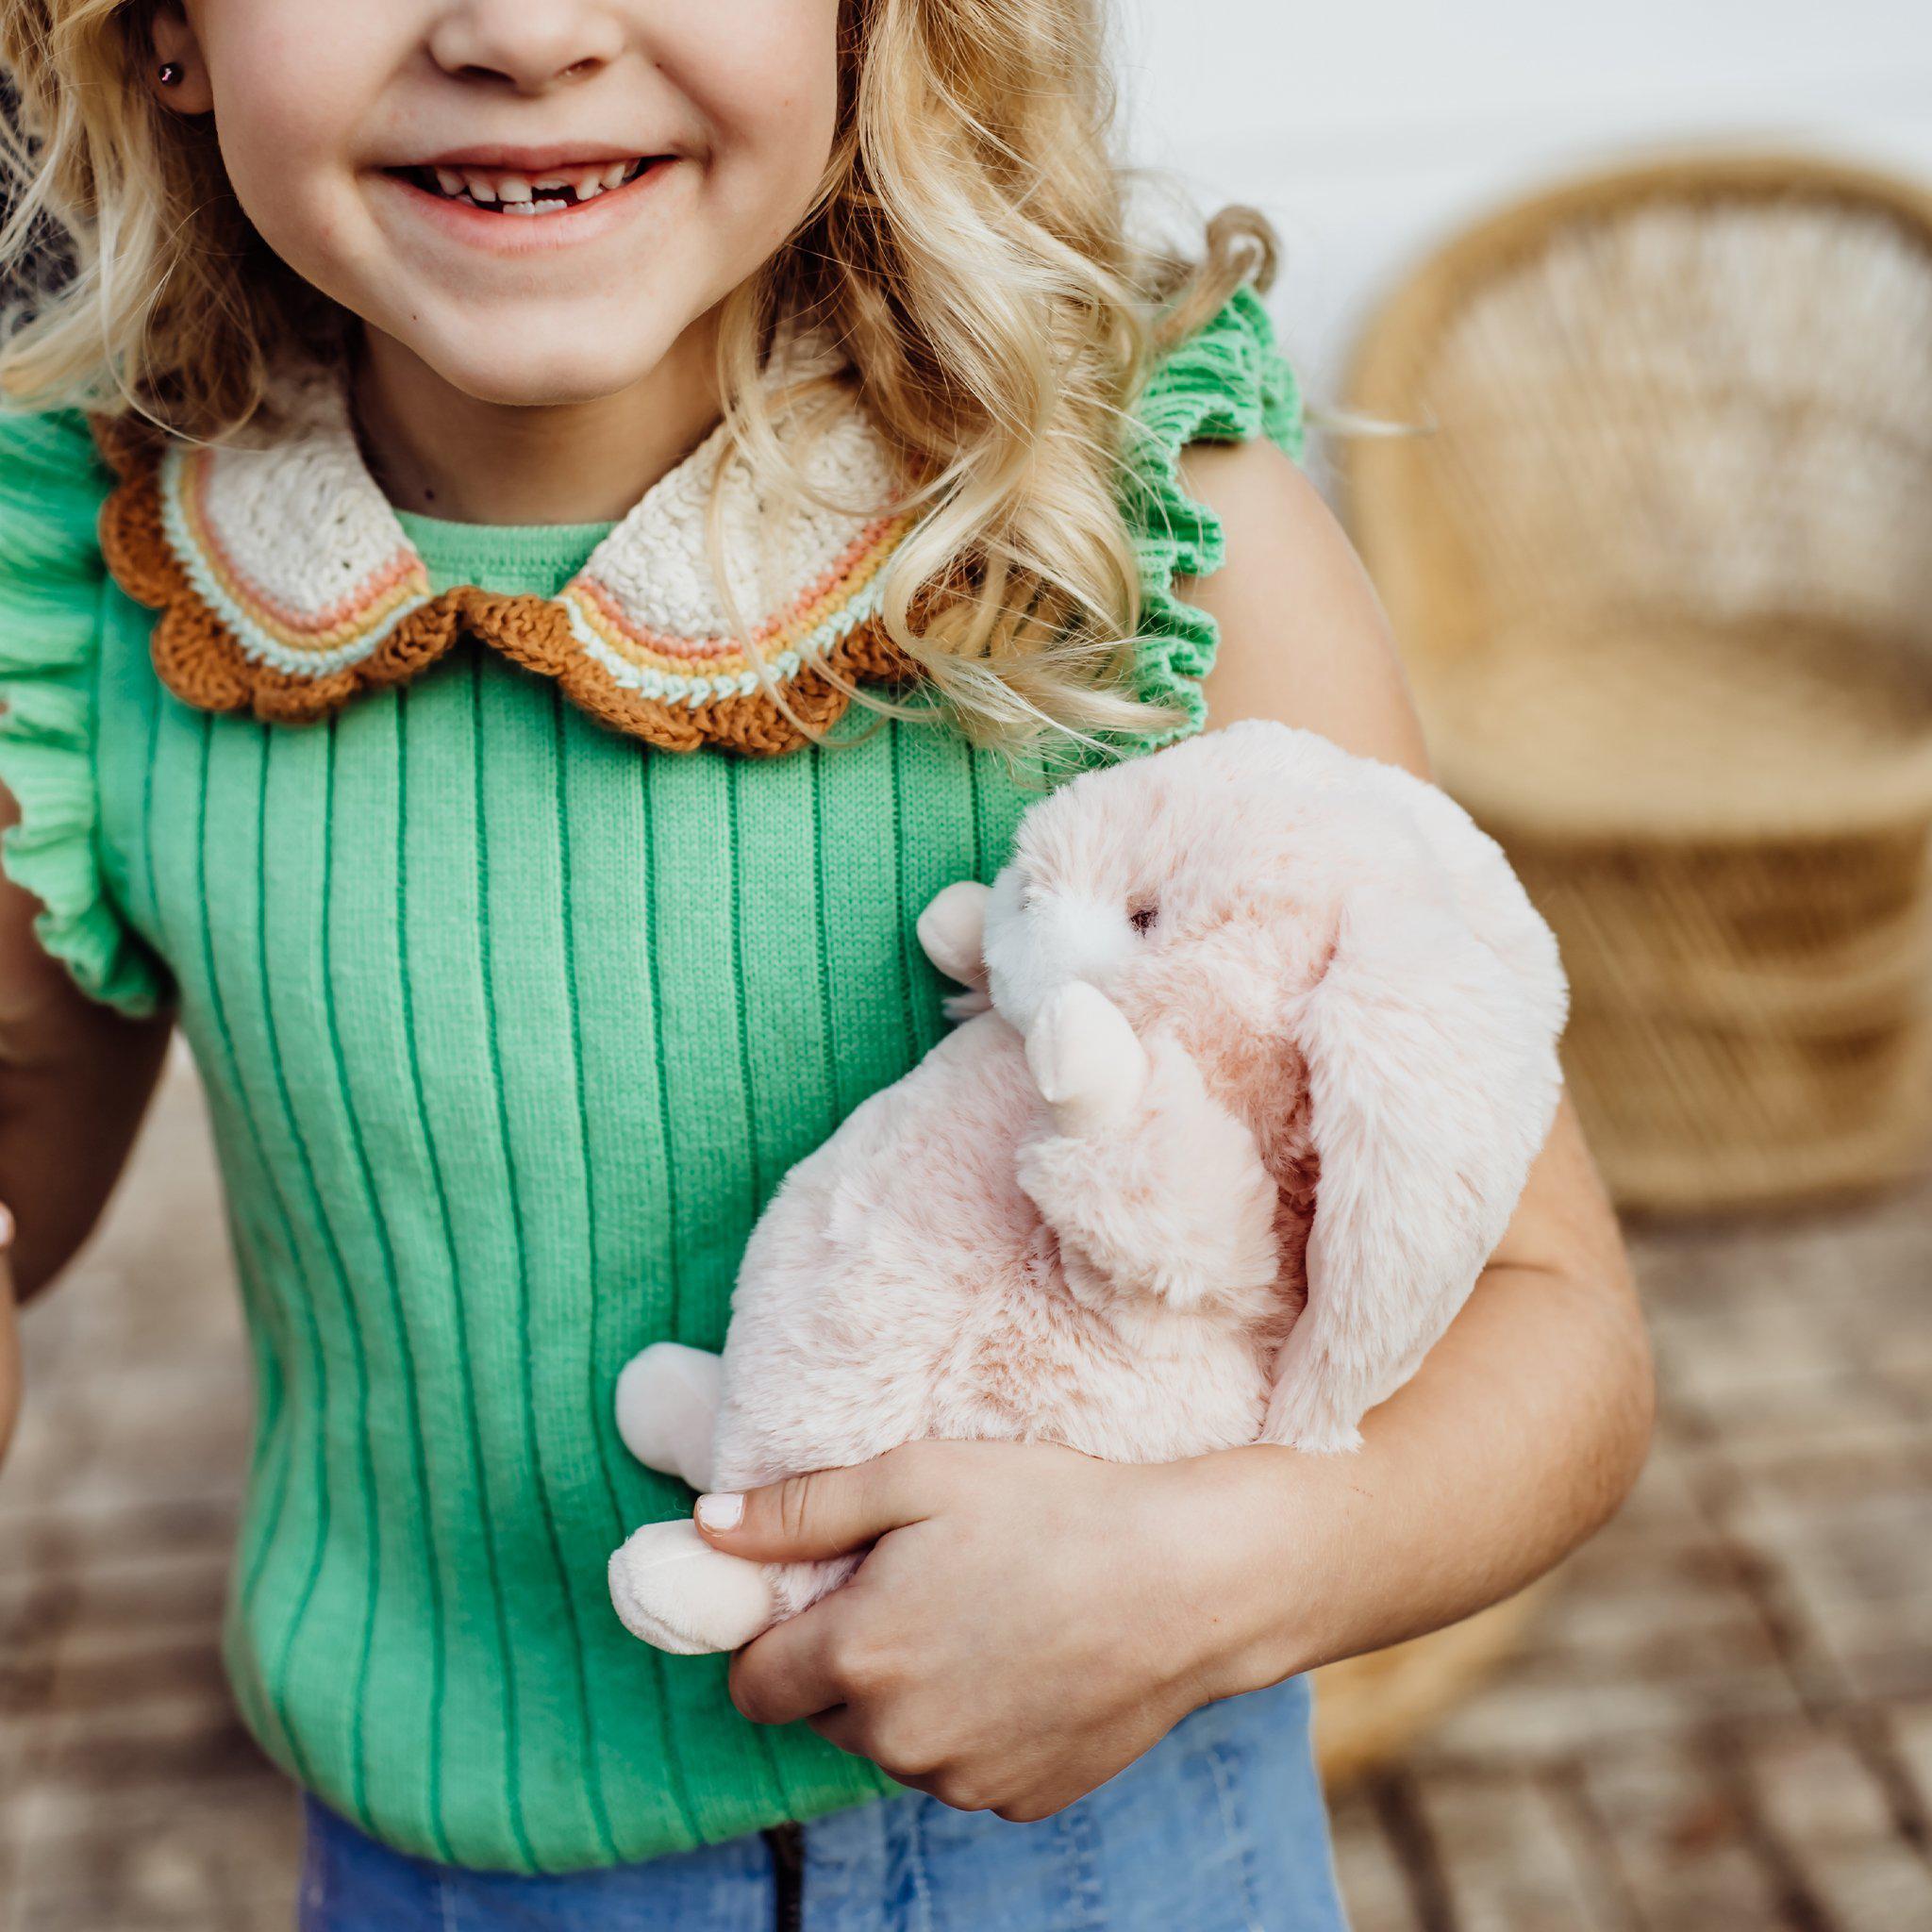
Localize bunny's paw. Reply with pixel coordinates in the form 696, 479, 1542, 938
1024, 982, 1150, 1136
614, 1342, 723, 1491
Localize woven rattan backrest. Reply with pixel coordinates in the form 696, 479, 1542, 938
1341, 156, 1932, 669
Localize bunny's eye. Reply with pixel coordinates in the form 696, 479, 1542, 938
1129, 905, 1158, 935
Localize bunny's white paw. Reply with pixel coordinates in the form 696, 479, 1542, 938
614, 1342, 723, 1491
916, 878, 992, 986
1025, 982, 1150, 1136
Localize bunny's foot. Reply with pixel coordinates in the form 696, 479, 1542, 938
608, 1523, 859, 1656
608, 1519, 776, 1655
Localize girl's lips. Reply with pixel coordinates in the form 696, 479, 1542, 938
372, 155, 679, 253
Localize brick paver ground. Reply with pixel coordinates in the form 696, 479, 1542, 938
3, 1055, 1929, 1930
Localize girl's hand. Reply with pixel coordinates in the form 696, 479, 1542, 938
697, 1439, 1304, 1822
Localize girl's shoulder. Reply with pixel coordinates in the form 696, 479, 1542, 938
0, 401, 169, 1017
1126, 280, 1305, 479
1119, 280, 1307, 747
0, 402, 118, 583
1141, 295, 1436, 780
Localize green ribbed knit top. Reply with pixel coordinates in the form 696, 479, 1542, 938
0, 286, 1304, 1874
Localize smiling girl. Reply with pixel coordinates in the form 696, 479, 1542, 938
0, 3, 1652, 1927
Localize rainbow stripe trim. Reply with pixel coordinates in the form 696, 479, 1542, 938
158, 442, 913, 703
158, 444, 435, 677
557, 514, 911, 707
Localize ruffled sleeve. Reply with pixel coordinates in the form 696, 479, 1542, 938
1114, 279, 1307, 747
0, 405, 171, 1017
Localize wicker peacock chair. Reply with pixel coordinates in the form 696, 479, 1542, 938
1338, 154, 1932, 1212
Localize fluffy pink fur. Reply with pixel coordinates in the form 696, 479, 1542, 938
608, 721, 1568, 1656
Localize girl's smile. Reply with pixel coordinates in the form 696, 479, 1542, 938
143, 1, 842, 415
373, 147, 684, 254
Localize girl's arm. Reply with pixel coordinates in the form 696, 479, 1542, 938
0, 777, 175, 1460
0, 1246, 16, 1463
689, 444, 1653, 1820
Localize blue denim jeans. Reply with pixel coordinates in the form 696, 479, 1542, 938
296, 1674, 1346, 1930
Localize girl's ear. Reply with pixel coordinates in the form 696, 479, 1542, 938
148, 6, 216, 115
1260, 783, 1569, 1453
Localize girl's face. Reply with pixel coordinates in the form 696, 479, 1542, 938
159, 1, 843, 406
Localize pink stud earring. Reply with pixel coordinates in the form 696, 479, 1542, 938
157, 60, 185, 87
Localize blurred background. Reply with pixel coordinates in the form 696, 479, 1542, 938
6, 3, 1932, 1928
1121, 0, 1932, 435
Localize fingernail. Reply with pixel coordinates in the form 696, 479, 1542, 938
695, 1491, 743, 1533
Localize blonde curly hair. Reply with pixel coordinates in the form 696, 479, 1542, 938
0, 0, 1286, 755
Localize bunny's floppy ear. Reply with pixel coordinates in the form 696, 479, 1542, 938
1262, 771, 1568, 1453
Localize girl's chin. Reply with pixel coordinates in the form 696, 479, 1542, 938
371, 318, 689, 411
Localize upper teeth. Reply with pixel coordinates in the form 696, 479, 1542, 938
425, 160, 643, 208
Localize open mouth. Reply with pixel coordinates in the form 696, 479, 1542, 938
387, 157, 663, 216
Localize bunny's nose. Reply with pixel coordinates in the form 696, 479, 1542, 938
983, 874, 1137, 1032
1033, 892, 1136, 986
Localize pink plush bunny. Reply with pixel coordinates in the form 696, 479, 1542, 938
608, 720, 1567, 1656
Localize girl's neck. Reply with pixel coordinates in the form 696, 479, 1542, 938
349, 313, 726, 526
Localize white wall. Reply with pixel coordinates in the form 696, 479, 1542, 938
1116, 0, 1932, 427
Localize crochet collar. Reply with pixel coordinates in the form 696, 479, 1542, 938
91, 345, 922, 755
